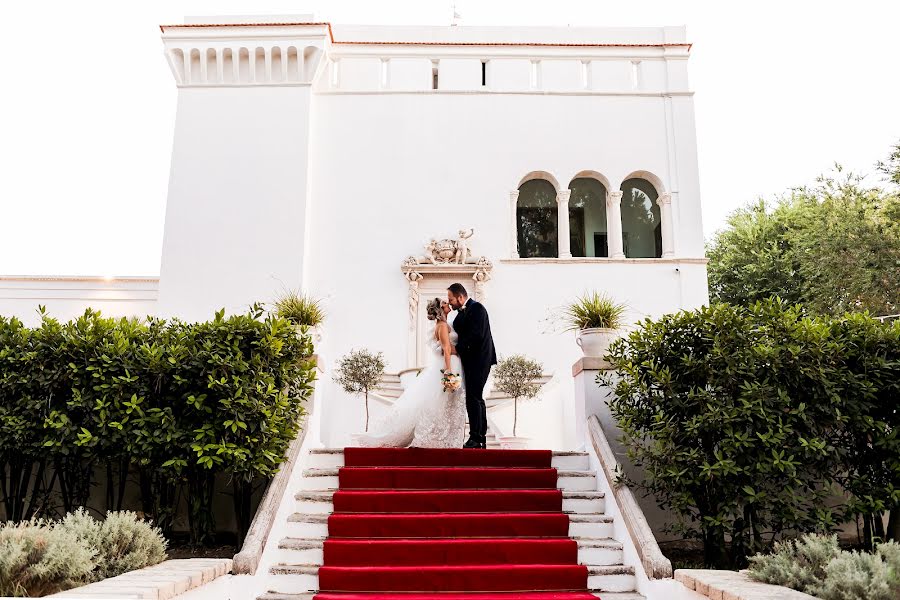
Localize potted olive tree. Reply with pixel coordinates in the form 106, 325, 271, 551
492, 354, 544, 449
273, 290, 326, 345
563, 291, 626, 358
333, 349, 385, 432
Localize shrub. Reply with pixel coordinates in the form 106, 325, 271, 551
601, 299, 900, 567
333, 349, 385, 432
273, 290, 325, 327
493, 355, 544, 437
746, 533, 840, 591
748, 533, 900, 600
816, 543, 900, 600
0, 305, 315, 547
0, 316, 49, 522
58, 509, 167, 581
0, 519, 95, 597
561, 291, 626, 330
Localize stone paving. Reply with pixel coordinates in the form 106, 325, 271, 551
49, 558, 232, 600
675, 569, 818, 600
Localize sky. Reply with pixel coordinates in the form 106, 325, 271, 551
1, 0, 898, 276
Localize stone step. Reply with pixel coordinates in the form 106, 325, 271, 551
267, 563, 636, 594
273, 536, 624, 567
283, 513, 614, 540
298, 467, 596, 492
307, 449, 589, 470
294, 489, 605, 515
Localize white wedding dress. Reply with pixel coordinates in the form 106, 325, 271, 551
355, 324, 467, 448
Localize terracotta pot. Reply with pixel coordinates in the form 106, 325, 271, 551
576, 327, 618, 358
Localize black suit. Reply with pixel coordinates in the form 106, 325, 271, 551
453, 298, 497, 444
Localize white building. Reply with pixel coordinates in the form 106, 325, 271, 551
0, 15, 708, 449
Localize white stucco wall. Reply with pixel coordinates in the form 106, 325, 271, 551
0, 277, 159, 326
156, 86, 314, 321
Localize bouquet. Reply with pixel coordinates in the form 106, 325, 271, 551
441, 370, 462, 393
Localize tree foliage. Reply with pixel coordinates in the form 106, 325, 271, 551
601, 300, 900, 567
707, 168, 900, 316
493, 355, 544, 436
333, 349, 386, 432
877, 140, 900, 187
0, 305, 314, 546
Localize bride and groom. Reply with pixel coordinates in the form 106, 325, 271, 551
356, 283, 497, 449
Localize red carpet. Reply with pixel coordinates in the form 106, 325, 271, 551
344, 447, 553, 468
314, 594, 598, 600
323, 538, 578, 566
328, 513, 571, 538
313, 447, 593, 599
339, 467, 558, 489
332, 489, 563, 513
318, 564, 589, 592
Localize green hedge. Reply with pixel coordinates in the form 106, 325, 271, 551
602, 299, 900, 568
0, 305, 315, 545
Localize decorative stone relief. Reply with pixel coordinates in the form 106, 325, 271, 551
401, 257, 424, 330
472, 256, 494, 299
408, 228, 482, 265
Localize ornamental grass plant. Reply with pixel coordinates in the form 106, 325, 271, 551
562, 291, 626, 331
273, 289, 326, 327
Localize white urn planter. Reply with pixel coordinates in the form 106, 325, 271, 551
498, 436, 531, 450
576, 327, 618, 358
292, 323, 321, 342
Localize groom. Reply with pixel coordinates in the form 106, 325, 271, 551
448, 283, 497, 449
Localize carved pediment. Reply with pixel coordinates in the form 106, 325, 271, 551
401, 228, 493, 283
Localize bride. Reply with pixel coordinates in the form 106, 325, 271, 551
354, 298, 467, 448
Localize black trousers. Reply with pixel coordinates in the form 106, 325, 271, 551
463, 362, 491, 442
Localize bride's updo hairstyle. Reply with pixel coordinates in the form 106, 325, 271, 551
426, 297, 445, 322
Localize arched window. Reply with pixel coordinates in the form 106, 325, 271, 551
517, 179, 558, 258
568, 178, 608, 257
620, 178, 662, 258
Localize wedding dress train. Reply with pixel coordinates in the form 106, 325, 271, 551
355, 327, 466, 448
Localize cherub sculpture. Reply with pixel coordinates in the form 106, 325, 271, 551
454, 228, 475, 264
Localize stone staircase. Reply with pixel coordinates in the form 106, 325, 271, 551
257, 447, 645, 600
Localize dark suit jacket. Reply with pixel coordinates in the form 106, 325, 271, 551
453, 298, 497, 373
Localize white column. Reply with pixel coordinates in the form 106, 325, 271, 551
199, 49, 209, 83
231, 48, 240, 82
657, 192, 675, 258
606, 190, 625, 258
298, 48, 306, 82
509, 191, 520, 258
556, 189, 572, 259
181, 50, 191, 85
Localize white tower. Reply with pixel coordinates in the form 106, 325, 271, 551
157, 16, 328, 319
